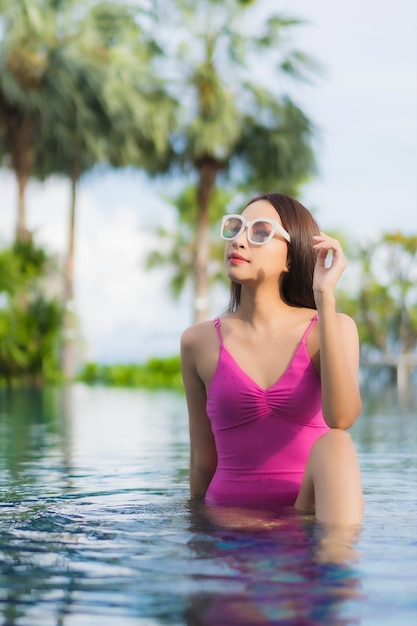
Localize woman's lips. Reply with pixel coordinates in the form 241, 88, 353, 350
228, 253, 249, 264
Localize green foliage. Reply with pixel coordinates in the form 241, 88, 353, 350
339, 232, 417, 358
77, 356, 183, 390
160, 0, 319, 193
144, 0, 321, 320
146, 184, 232, 298
0, 239, 47, 294
2, 0, 322, 325
0, 240, 64, 385
0, 0, 178, 240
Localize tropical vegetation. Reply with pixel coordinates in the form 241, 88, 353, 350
77, 356, 183, 389
146, 184, 232, 301
0, 240, 64, 385
339, 233, 417, 386
149, 0, 321, 321
0, 0, 415, 389
0, 0, 176, 377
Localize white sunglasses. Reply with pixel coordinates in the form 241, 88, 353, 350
220, 214, 291, 245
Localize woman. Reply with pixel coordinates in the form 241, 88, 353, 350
180, 192, 363, 525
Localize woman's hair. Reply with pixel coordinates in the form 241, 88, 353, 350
226, 192, 320, 312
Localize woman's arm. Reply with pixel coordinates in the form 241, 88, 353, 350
313, 234, 362, 429
180, 326, 217, 499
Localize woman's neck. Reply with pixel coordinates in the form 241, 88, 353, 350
236, 290, 295, 326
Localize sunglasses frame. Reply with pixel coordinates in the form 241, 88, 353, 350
220, 214, 291, 245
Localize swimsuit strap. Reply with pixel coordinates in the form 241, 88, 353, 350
213, 314, 317, 347
213, 317, 224, 346
301, 314, 319, 344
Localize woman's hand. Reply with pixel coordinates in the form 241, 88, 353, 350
312, 232, 347, 298
311, 233, 361, 429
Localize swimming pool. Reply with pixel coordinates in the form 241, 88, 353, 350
0, 385, 416, 625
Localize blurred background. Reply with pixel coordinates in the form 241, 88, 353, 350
0, 0, 416, 397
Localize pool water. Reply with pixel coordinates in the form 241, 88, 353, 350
0, 385, 416, 626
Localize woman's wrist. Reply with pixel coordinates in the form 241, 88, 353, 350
314, 290, 336, 311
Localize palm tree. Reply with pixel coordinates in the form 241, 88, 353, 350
0, 0, 51, 240
32, 0, 176, 303
151, 0, 321, 322
1, 0, 177, 377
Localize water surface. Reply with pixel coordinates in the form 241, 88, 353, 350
0, 385, 416, 625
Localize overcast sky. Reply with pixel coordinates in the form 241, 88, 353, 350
1, 0, 416, 363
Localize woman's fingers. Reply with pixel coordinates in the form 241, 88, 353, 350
312, 233, 346, 269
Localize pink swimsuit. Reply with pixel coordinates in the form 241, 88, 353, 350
205, 315, 329, 509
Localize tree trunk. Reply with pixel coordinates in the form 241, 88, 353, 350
193, 158, 217, 323
16, 176, 30, 241
64, 176, 77, 303
8, 113, 35, 242
62, 174, 78, 381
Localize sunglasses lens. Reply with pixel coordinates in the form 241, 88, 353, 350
249, 220, 273, 243
222, 217, 243, 239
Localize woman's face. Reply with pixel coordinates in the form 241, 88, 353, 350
224, 199, 290, 286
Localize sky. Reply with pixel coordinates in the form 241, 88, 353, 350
1, 0, 416, 364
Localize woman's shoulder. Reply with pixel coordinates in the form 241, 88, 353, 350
311, 311, 359, 347
335, 312, 360, 336
180, 319, 218, 351
307, 308, 357, 328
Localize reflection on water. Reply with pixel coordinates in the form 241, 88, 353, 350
0, 384, 416, 626
184, 501, 363, 626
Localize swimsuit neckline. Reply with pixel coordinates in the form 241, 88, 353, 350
219, 340, 310, 392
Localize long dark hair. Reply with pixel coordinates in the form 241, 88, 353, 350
227, 192, 320, 312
